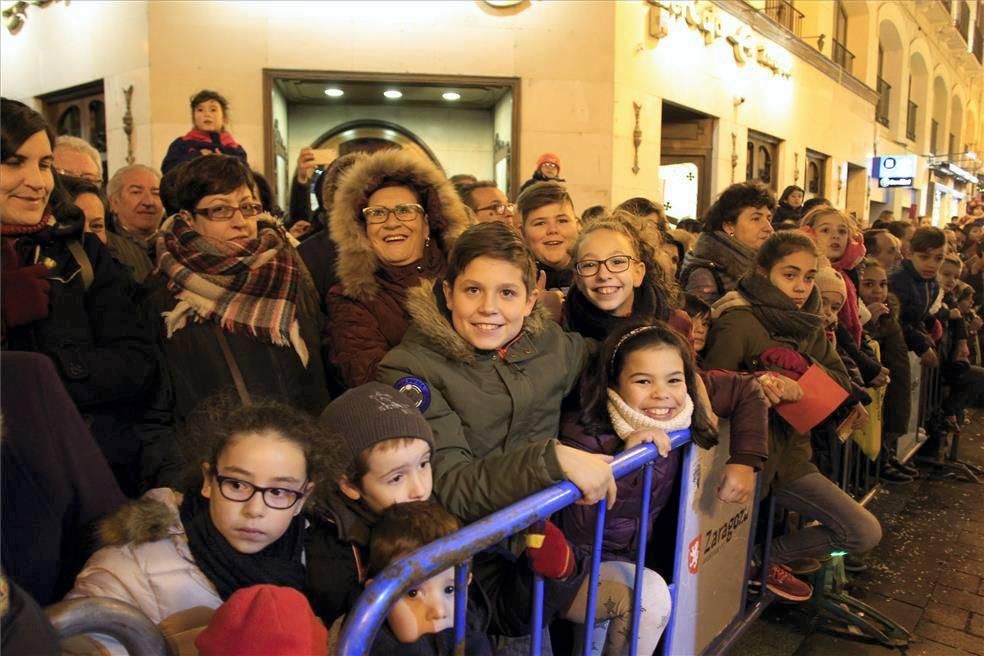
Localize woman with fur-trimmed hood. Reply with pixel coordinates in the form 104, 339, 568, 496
325, 150, 471, 387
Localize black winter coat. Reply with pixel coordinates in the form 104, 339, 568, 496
2, 224, 167, 492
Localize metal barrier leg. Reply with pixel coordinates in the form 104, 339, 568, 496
454, 562, 469, 652
582, 501, 607, 656
530, 574, 544, 656
629, 463, 654, 656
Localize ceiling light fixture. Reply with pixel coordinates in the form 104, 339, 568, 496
442, 91, 461, 101
324, 88, 344, 97
383, 89, 403, 99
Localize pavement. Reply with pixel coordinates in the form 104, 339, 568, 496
731, 408, 984, 656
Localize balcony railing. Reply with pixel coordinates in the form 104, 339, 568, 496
832, 38, 855, 74
956, 0, 971, 41
764, 0, 804, 37
876, 77, 891, 127
906, 100, 918, 141
931, 118, 940, 154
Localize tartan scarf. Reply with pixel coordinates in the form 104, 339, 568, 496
156, 214, 308, 365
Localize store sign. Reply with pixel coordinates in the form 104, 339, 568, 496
647, 0, 793, 78
873, 155, 916, 189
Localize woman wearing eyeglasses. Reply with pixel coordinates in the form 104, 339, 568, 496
326, 150, 470, 387
144, 155, 328, 427
68, 400, 341, 651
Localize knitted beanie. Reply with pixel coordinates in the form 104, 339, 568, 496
536, 152, 561, 170
195, 585, 328, 656
320, 382, 434, 468
815, 267, 846, 302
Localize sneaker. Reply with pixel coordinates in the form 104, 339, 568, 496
843, 554, 868, 573
880, 463, 914, 483
765, 564, 813, 602
786, 557, 822, 575
890, 458, 919, 477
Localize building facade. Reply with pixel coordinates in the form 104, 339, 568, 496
2, 0, 980, 222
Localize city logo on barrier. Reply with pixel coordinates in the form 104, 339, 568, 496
702, 507, 751, 565
688, 535, 702, 574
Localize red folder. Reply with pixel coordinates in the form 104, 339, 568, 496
775, 364, 849, 434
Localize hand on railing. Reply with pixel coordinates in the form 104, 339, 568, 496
716, 463, 756, 504
556, 445, 617, 509
624, 428, 671, 456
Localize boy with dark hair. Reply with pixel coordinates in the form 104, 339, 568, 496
366, 501, 494, 655
515, 181, 579, 290
888, 227, 946, 368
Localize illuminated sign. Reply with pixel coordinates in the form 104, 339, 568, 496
948, 163, 979, 185
647, 0, 793, 78
873, 155, 916, 188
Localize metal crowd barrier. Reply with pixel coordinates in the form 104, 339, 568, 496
46, 597, 173, 656
337, 430, 695, 656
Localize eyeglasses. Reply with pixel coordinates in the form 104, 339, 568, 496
55, 168, 102, 184
194, 202, 263, 221
575, 255, 638, 277
476, 201, 516, 216
214, 474, 307, 510
361, 203, 424, 224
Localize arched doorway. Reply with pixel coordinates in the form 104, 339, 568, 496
310, 119, 442, 169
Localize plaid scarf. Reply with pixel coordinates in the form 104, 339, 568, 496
156, 214, 308, 365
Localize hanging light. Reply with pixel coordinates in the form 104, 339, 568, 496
442, 91, 461, 101
324, 88, 344, 97
383, 89, 403, 99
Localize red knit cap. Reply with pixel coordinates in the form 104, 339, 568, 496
195, 585, 328, 656
536, 152, 561, 170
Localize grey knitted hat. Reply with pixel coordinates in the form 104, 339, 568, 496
320, 382, 434, 468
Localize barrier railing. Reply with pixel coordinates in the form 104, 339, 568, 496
336, 430, 696, 656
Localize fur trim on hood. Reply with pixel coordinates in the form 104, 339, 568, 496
403, 279, 552, 363
329, 150, 472, 302
98, 497, 178, 547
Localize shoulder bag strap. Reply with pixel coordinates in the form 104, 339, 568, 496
213, 324, 252, 404
66, 240, 94, 291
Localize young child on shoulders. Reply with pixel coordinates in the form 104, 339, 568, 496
888, 226, 946, 368
366, 501, 494, 656
161, 90, 248, 174
307, 382, 436, 626
68, 401, 340, 650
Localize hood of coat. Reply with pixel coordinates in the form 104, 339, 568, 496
329, 150, 472, 303
403, 279, 551, 364
98, 497, 180, 547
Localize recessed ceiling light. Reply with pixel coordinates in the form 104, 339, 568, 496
383, 89, 403, 99
442, 91, 461, 101
324, 88, 344, 97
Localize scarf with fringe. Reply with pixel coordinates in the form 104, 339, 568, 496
156, 214, 308, 365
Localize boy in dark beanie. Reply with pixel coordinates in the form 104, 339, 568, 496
305, 382, 435, 627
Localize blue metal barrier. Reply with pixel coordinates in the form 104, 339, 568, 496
336, 429, 692, 656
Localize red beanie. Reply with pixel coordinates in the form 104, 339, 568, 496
195, 585, 328, 656
536, 152, 561, 170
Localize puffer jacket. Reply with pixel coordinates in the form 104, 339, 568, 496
888, 259, 940, 356
375, 281, 590, 523
558, 369, 768, 561
68, 491, 222, 624
325, 150, 471, 387
703, 294, 850, 491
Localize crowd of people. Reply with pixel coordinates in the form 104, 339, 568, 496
1, 88, 983, 655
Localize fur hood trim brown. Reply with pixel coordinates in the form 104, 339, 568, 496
98, 498, 179, 547
329, 150, 472, 302
403, 279, 551, 363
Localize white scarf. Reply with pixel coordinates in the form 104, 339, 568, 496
606, 388, 694, 441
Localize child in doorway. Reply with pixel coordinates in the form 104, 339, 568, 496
161, 90, 248, 174
366, 501, 494, 656
704, 232, 882, 602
